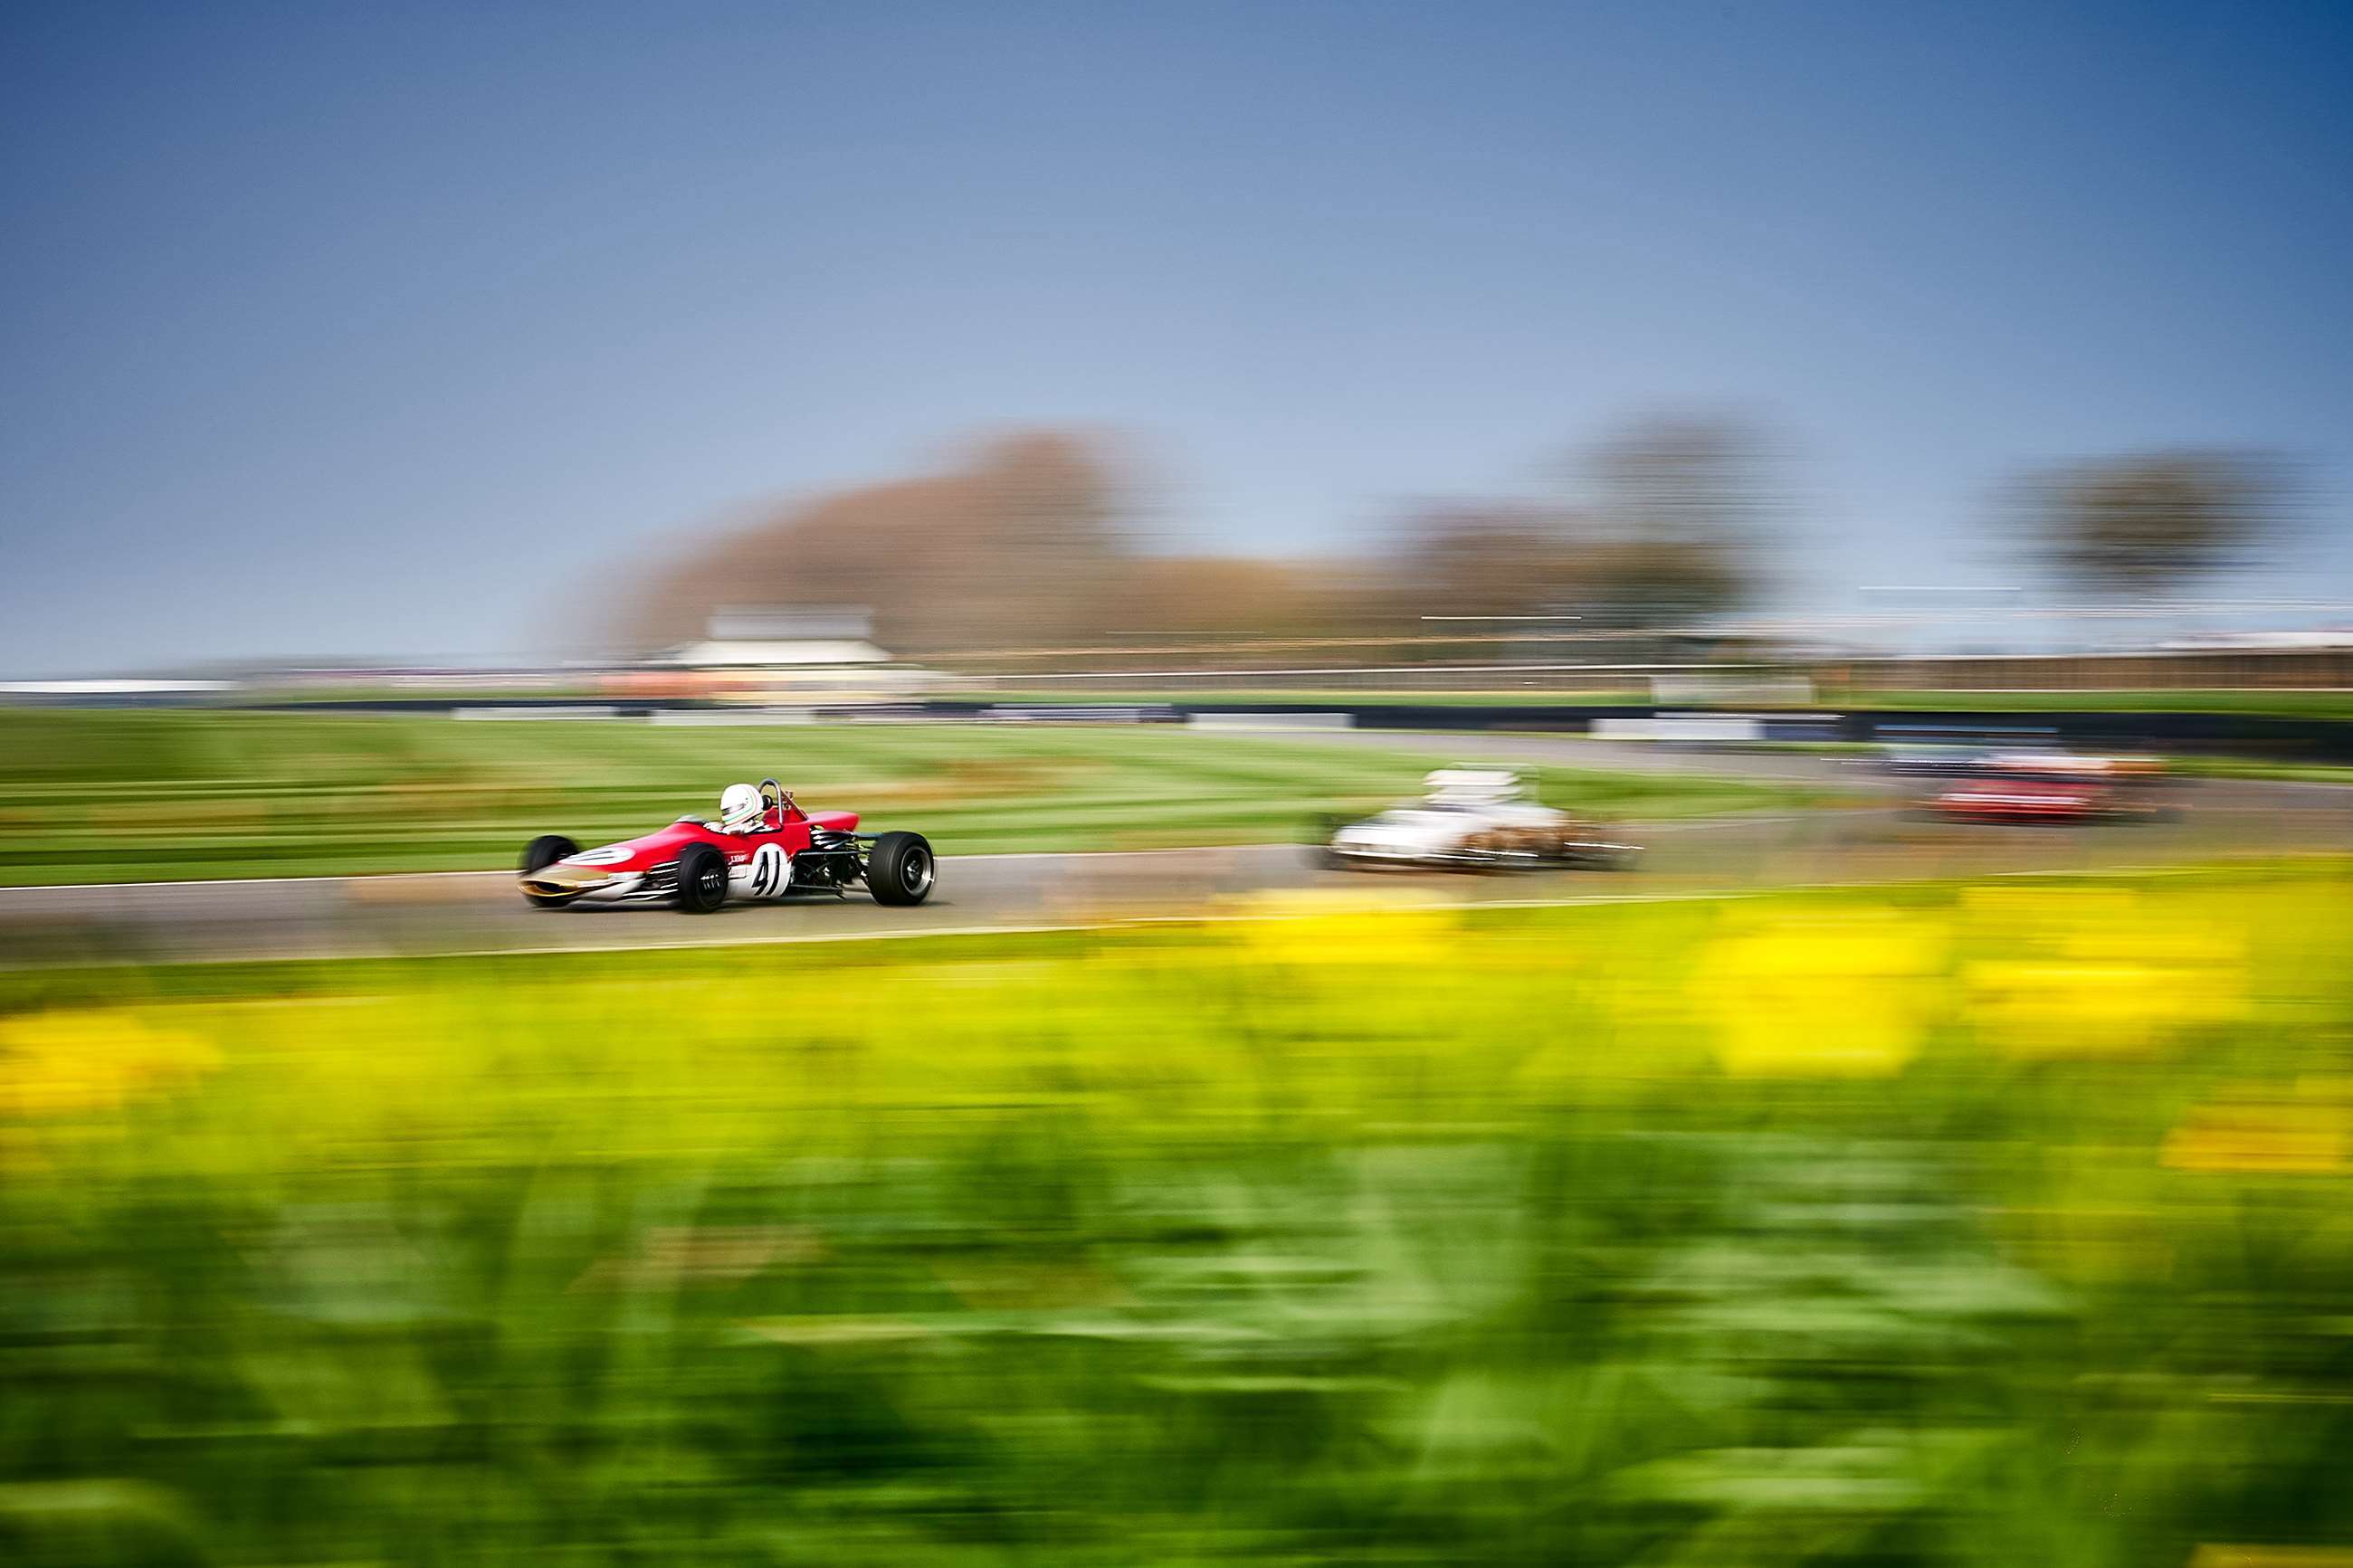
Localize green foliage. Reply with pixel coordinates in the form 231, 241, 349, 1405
5, 866, 2353, 1564
2010, 449, 2289, 600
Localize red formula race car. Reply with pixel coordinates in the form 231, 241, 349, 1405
518, 779, 934, 912
1920, 746, 2174, 824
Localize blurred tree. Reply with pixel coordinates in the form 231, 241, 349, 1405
2013, 449, 2290, 600
1567, 416, 1774, 629
1577, 535, 1756, 631
614, 416, 1785, 661
1389, 507, 1584, 620
1101, 556, 1338, 642
624, 432, 1130, 654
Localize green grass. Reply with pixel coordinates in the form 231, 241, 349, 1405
5, 861, 2352, 1565
0, 709, 1815, 885
2160, 757, 2353, 784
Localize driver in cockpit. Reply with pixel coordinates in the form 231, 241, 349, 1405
717, 782, 768, 833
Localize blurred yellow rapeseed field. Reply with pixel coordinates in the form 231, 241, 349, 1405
2, 863, 2351, 1566
0, 1007, 218, 1119
1226, 888, 1464, 967
2164, 1096, 2353, 1174
1695, 906, 1948, 1076
1961, 884, 2247, 1058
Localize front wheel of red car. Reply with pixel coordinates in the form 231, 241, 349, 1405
674, 842, 729, 914
520, 834, 580, 909
866, 832, 935, 907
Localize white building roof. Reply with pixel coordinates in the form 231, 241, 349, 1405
656, 639, 894, 669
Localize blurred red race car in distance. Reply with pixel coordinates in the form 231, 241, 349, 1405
1925, 777, 2159, 823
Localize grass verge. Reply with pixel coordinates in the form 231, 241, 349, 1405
0, 709, 1817, 885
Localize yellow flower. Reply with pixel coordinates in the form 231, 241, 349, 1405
1226, 889, 1463, 968
2162, 1103, 2348, 1175
1695, 908, 1947, 1078
0, 1009, 220, 1118
2192, 1547, 2353, 1566
1960, 886, 2245, 1058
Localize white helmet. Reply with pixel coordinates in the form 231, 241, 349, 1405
719, 783, 764, 832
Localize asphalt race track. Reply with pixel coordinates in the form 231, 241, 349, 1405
2, 733, 2347, 968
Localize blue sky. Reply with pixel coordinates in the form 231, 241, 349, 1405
4, 1, 2349, 671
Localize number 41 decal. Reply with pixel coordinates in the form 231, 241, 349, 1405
748, 842, 791, 898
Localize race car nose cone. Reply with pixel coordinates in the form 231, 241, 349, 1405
519, 864, 614, 895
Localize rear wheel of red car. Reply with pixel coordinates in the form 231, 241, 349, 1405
519, 835, 580, 909
674, 842, 729, 914
866, 832, 935, 907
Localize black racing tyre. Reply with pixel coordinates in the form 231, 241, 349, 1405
520, 835, 580, 909
866, 831, 935, 907
675, 841, 729, 914
522, 834, 577, 873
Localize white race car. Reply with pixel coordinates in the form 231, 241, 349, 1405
1323, 769, 1641, 871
